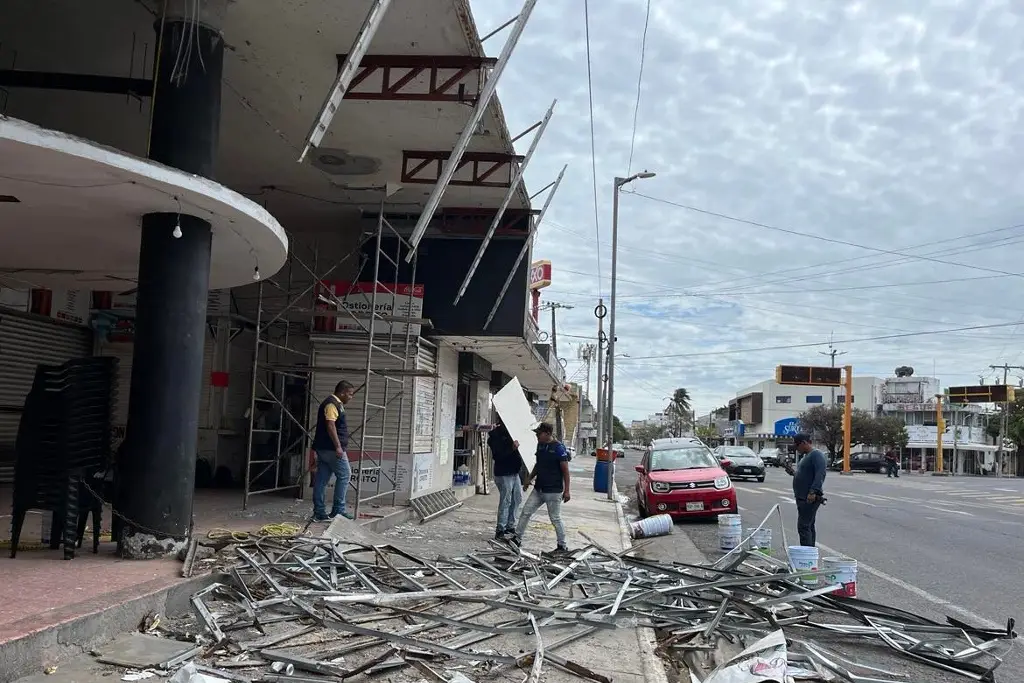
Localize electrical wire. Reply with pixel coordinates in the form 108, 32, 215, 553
627, 190, 1024, 281
626, 0, 652, 176
617, 320, 1024, 361
582, 0, 604, 299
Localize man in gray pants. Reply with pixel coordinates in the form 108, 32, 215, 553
488, 417, 525, 540
512, 422, 571, 553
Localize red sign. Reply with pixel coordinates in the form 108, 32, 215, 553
529, 260, 552, 290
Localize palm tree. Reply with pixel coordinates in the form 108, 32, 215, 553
665, 388, 692, 436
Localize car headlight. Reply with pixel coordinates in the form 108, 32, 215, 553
651, 481, 670, 494
714, 476, 731, 490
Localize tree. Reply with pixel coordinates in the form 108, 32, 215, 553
695, 423, 718, 442
612, 415, 630, 443
632, 422, 665, 447
865, 415, 909, 450
800, 405, 909, 460
665, 387, 692, 437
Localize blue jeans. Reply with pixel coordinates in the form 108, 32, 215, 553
515, 489, 567, 546
494, 474, 523, 533
313, 450, 351, 518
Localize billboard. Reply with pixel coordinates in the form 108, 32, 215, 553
529, 260, 552, 290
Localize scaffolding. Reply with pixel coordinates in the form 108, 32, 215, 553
242, 200, 431, 516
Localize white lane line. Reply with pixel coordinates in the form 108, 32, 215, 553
816, 541, 1001, 630
922, 505, 974, 516
778, 496, 795, 505
995, 488, 1017, 493
849, 499, 878, 507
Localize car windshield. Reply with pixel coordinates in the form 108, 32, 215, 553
650, 448, 718, 471
722, 447, 757, 458
760, 449, 778, 455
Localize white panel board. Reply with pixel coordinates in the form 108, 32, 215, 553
492, 377, 539, 472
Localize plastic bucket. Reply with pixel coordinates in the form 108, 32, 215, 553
593, 460, 611, 493
745, 527, 772, 554
787, 545, 820, 586
718, 514, 742, 551
630, 513, 673, 539
823, 556, 858, 597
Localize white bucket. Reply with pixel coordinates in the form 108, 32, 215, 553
718, 514, 742, 550
787, 545, 820, 586
745, 527, 772, 554
823, 556, 858, 597
630, 514, 673, 539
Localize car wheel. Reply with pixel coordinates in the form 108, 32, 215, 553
638, 497, 649, 518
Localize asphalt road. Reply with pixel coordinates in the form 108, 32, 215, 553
613, 448, 1024, 681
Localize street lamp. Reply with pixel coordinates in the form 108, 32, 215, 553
606, 170, 656, 500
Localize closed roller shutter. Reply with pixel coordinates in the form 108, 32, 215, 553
0, 313, 93, 482
414, 340, 438, 453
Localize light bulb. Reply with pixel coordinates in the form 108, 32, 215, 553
253, 266, 261, 281
172, 217, 182, 239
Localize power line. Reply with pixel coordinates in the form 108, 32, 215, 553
626, 0, 652, 176
582, 0, 604, 299
617, 320, 1024, 361
626, 190, 1024, 281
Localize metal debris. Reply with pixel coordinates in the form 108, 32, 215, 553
102, 508, 1015, 683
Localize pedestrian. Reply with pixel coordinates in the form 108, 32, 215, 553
488, 417, 525, 540
512, 422, 571, 553
784, 433, 827, 547
311, 380, 357, 522
884, 449, 900, 478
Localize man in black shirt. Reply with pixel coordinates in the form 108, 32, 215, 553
512, 422, 571, 553
488, 418, 525, 540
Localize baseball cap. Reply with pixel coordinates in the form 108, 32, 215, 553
792, 433, 812, 446
533, 422, 554, 435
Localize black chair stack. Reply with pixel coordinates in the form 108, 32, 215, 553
9, 356, 118, 560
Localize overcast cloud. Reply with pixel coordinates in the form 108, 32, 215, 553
470, 0, 1024, 420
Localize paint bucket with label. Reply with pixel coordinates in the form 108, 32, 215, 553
717, 514, 743, 550
787, 545, 820, 586
823, 556, 858, 597
745, 527, 772, 554
630, 513, 673, 539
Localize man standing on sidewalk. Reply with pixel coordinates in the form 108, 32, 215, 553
512, 422, 571, 553
312, 380, 356, 522
784, 433, 827, 546
488, 417, 524, 540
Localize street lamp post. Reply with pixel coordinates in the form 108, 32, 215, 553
606, 171, 655, 500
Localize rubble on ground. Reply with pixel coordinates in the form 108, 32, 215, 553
91, 514, 1015, 683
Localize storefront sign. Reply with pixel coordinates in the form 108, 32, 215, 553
315, 281, 424, 336
774, 417, 800, 437
0, 285, 29, 312
31, 288, 89, 325
529, 260, 552, 290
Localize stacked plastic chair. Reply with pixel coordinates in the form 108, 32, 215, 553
9, 356, 118, 560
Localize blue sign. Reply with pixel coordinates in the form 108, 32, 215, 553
734, 420, 745, 437
774, 417, 800, 437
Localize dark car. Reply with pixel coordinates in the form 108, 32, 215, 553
713, 446, 766, 482
829, 451, 884, 473
758, 447, 783, 467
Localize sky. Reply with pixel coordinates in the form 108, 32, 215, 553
469, 0, 1024, 421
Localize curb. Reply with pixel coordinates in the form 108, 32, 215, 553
610, 481, 670, 683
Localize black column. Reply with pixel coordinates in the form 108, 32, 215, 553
118, 14, 223, 558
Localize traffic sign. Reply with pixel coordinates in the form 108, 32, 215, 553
775, 365, 843, 387
947, 384, 1015, 404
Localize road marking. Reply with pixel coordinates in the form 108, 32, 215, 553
778, 496, 795, 505
849, 499, 878, 507
995, 488, 1016, 492
922, 505, 974, 516
816, 542, 1001, 630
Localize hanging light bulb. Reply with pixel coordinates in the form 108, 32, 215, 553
253, 266, 261, 281
172, 215, 183, 239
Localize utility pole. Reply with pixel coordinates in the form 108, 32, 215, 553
595, 300, 607, 454
578, 343, 595, 452
989, 364, 1024, 477
819, 334, 847, 406
547, 302, 573, 441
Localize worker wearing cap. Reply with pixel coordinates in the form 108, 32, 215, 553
785, 433, 827, 547
511, 422, 571, 553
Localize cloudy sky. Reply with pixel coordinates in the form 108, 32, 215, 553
470, 0, 1024, 421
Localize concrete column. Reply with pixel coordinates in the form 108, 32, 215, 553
118, 4, 225, 559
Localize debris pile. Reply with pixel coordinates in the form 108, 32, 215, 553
100, 519, 1016, 683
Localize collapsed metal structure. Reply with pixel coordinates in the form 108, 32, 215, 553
156, 508, 1014, 682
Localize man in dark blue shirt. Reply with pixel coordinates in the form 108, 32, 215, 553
311, 380, 356, 522
785, 433, 827, 546
512, 422, 571, 553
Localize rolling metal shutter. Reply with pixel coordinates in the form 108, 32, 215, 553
0, 313, 93, 482
414, 340, 438, 453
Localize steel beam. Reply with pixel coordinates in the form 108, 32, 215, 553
484, 164, 566, 330
299, 0, 392, 162
406, 0, 539, 259
401, 150, 524, 188
454, 100, 556, 304
333, 55, 497, 101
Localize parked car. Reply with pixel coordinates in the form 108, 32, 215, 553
829, 451, 884, 473
634, 441, 737, 518
713, 446, 766, 482
758, 447, 783, 467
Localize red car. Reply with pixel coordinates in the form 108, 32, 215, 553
634, 439, 737, 518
